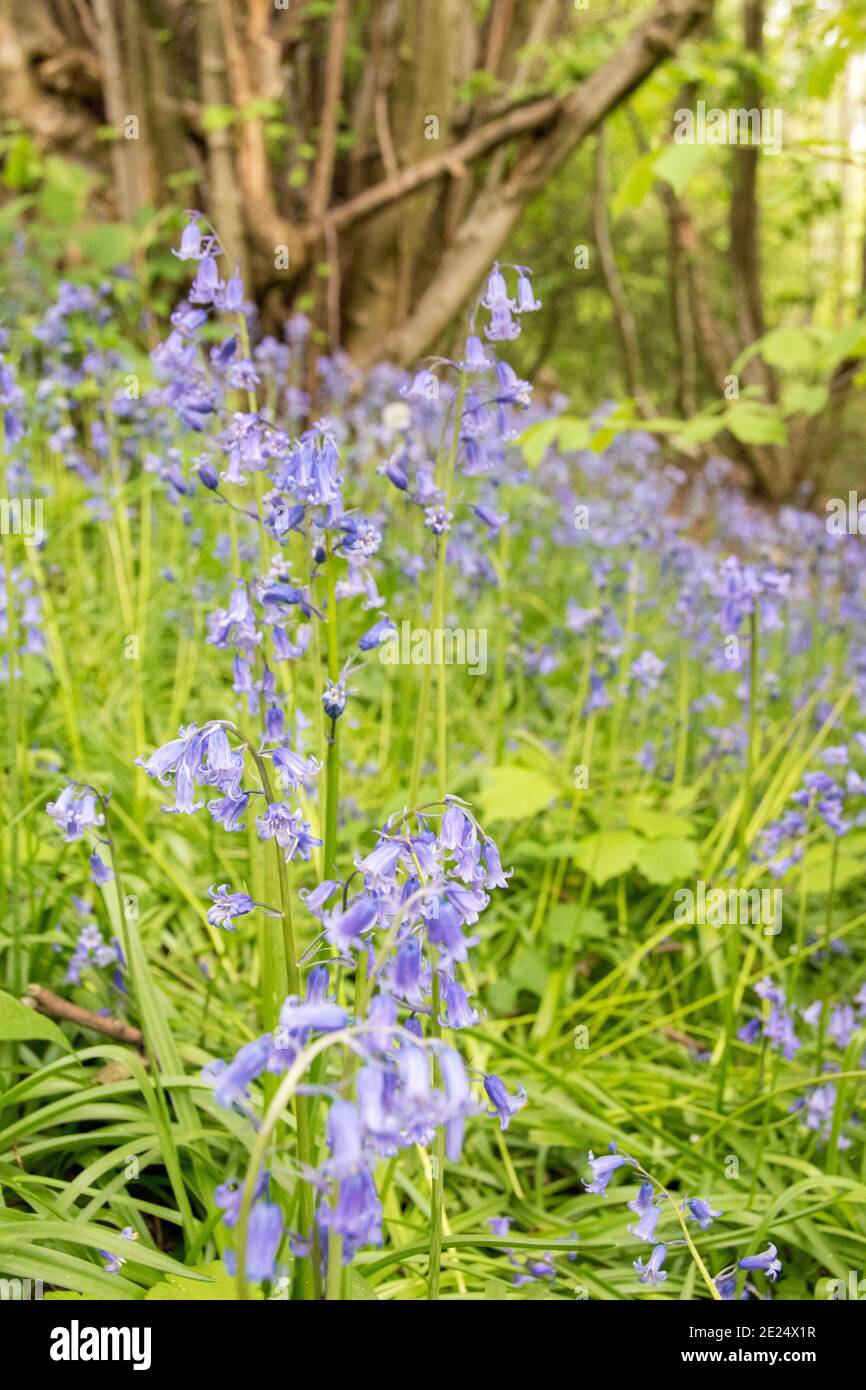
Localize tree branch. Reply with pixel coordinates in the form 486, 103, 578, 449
373, 0, 715, 367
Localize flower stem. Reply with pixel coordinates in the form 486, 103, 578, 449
244, 739, 317, 1298
323, 542, 340, 879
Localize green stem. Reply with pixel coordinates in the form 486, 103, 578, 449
717, 603, 760, 1111
243, 737, 317, 1298
323, 543, 340, 880
815, 836, 838, 1076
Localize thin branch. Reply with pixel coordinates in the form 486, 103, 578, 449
25, 984, 145, 1047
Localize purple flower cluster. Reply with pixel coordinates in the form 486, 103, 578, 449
206, 797, 522, 1281
135, 719, 321, 862
583, 1143, 783, 1298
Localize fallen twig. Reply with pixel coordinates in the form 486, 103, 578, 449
24, 985, 144, 1047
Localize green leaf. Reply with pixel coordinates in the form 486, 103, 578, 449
547, 903, 609, 947
780, 382, 828, 417
508, 948, 550, 997
572, 831, 641, 885
201, 104, 238, 133
627, 806, 696, 840
724, 402, 787, 446
800, 845, 866, 895
654, 141, 707, 194
346, 1267, 379, 1300
612, 149, 658, 219
79, 223, 139, 271
517, 417, 591, 468
757, 328, 817, 371
478, 766, 558, 823
634, 837, 699, 886
487, 978, 519, 1014
145, 1261, 260, 1301
0, 990, 70, 1050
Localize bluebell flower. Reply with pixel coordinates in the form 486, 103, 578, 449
828, 1004, 856, 1048
631, 649, 666, 691
483, 1073, 526, 1130
584, 1144, 636, 1196
271, 745, 322, 791
424, 504, 453, 535
391, 935, 425, 1005
685, 1197, 723, 1229
322, 679, 348, 720
207, 884, 281, 930
472, 503, 509, 534
226, 1199, 283, 1283
46, 784, 104, 842
738, 1243, 781, 1281
99, 1226, 137, 1274
627, 1183, 662, 1242
359, 614, 397, 651
214, 1170, 268, 1227
89, 850, 113, 886
173, 216, 208, 261
325, 893, 379, 953
319, 1170, 383, 1262
515, 269, 542, 313
213, 1036, 270, 1109
480, 263, 513, 312
207, 791, 251, 832
380, 454, 409, 490
277, 992, 347, 1037
461, 334, 494, 371
438, 973, 479, 1029
355, 836, 404, 891
256, 802, 321, 861
440, 1047, 480, 1159
299, 880, 341, 917
482, 837, 512, 888
634, 1243, 667, 1286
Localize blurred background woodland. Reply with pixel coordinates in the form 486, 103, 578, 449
1, 0, 866, 500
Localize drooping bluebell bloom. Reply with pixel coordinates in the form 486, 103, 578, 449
299, 879, 341, 917
461, 334, 493, 372
277, 992, 347, 1038
226, 1199, 283, 1283
483, 1073, 526, 1130
89, 850, 113, 886
584, 1144, 636, 1196
214, 1169, 268, 1227
207, 791, 251, 832
358, 614, 397, 651
515, 269, 542, 314
426, 900, 477, 967
482, 837, 512, 889
256, 802, 321, 861
46, 784, 104, 842
438, 972, 479, 1029
355, 835, 404, 891
380, 454, 409, 491
634, 1243, 667, 1286
99, 1227, 137, 1274
319, 1169, 383, 1263
325, 893, 379, 953
625, 1182, 662, 1244
738, 1243, 782, 1281
206, 883, 281, 930
685, 1197, 723, 1230
213, 1036, 270, 1109
631, 649, 666, 691
271, 745, 322, 791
